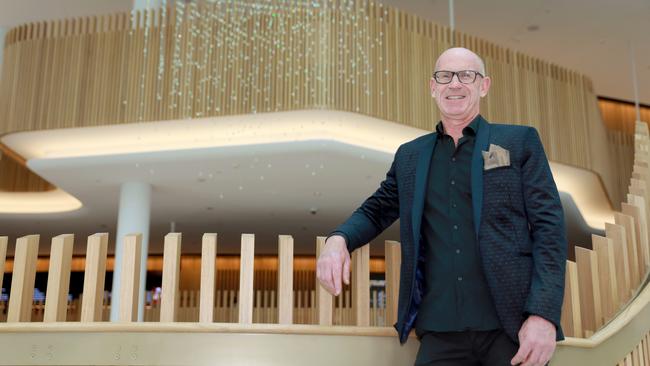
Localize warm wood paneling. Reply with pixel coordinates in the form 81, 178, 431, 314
0, 144, 53, 192
0, 1, 623, 203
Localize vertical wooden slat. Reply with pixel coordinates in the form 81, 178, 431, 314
278, 235, 294, 325
592, 234, 617, 320
607, 222, 631, 305
637, 335, 645, 366
561, 260, 582, 338
160, 232, 182, 322
622, 203, 647, 284
238, 234, 254, 324
44, 234, 74, 322
316, 236, 333, 326
0, 236, 7, 294
616, 212, 641, 289
80, 233, 108, 322
626, 194, 650, 275
118, 233, 142, 322
352, 244, 369, 326
643, 332, 650, 366
384, 240, 400, 327
634, 344, 642, 366
7, 235, 40, 322
199, 233, 217, 323
576, 246, 602, 333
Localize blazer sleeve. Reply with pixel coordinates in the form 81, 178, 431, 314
329, 149, 401, 253
520, 127, 568, 330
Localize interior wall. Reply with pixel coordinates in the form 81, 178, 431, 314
0, 1, 619, 204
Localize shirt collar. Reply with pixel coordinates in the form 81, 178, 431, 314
435, 114, 481, 137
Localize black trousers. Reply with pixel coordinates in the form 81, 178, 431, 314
414, 329, 519, 366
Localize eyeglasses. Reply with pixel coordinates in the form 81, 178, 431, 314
432, 70, 484, 84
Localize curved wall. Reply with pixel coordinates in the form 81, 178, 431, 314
0, 1, 623, 202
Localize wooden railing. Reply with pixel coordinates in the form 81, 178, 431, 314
0, 276, 390, 326
0, 234, 401, 327
0, 123, 648, 364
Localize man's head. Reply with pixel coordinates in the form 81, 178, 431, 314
430, 47, 491, 124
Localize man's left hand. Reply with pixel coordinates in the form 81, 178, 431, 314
510, 315, 557, 366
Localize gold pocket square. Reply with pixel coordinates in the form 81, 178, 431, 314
482, 144, 510, 170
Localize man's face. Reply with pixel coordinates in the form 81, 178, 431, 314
430, 52, 491, 122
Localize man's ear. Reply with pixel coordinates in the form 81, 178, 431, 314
430, 77, 437, 98
480, 76, 491, 97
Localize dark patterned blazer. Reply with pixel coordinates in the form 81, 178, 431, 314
333, 115, 567, 344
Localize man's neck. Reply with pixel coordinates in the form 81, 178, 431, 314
441, 114, 479, 145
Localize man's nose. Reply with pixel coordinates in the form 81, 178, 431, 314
449, 74, 463, 87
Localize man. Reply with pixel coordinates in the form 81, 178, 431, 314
317, 47, 566, 366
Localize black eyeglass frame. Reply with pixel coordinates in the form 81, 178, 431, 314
432, 70, 484, 84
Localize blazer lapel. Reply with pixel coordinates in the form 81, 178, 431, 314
471, 116, 490, 238
411, 133, 437, 250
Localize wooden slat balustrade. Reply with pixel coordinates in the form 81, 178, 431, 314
80, 233, 108, 322
199, 233, 217, 323
43, 234, 73, 322
0, 121, 648, 364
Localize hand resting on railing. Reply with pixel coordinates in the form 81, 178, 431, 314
316, 235, 351, 296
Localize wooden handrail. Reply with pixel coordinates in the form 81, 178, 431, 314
0, 123, 649, 365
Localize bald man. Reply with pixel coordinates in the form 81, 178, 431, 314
317, 48, 566, 366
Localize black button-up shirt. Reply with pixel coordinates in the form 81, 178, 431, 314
415, 116, 501, 332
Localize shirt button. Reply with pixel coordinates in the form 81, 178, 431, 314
451, 157, 456, 162
453, 225, 458, 230
452, 203, 457, 208
458, 276, 463, 281
456, 249, 461, 254
451, 180, 455, 185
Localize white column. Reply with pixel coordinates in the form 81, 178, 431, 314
110, 182, 151, 322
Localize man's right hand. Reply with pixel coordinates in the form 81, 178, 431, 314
316, 235, 351, 296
